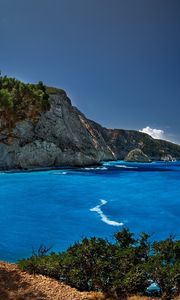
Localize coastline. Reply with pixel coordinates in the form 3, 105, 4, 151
0, 159, 178, 173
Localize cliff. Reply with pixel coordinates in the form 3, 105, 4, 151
91, 122, 180, 161
0, 86, 180, 170
0, 93, 114, 170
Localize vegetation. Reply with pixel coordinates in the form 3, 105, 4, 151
46, 86, 66, 95
18, 228, 180, 300
0, 72, 51, 130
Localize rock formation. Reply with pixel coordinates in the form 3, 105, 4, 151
124, 149, 152, 162
0, 91, 180, 170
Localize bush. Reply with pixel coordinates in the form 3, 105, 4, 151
18, 229, 180, 300
45, 86, 66, 95
145, 237, 180, 300
0, 73, 53, 130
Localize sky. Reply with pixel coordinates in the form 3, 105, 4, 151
0, 0, 180, 143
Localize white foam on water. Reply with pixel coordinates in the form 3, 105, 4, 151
115, 165, 138, 169
84, 167, 108, 170
53, 171, 67, 175
90, 199, 124, 227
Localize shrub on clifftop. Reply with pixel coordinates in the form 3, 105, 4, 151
0, 73, 50, 130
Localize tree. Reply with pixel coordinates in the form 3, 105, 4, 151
0, 88, 14, 129
146, 237, 180, 300
37, 81, 46, 92
115, 228, 136, 248
0, 89, 13, 108
0, 70, 2, 89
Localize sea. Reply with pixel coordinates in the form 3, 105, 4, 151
0, 160, 180, 262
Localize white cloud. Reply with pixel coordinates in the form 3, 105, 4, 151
139, 126, 165, 139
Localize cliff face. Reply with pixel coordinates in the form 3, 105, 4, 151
0, 93, 180, 170
91, 124, 180, 161
0, 94, 114, 170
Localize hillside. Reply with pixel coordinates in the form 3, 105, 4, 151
0, 76, 180, 170
0, 262, 147, 300
1, 262, 177, 300
0, 261, 92, 300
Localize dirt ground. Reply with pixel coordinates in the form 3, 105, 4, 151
0, 261, 91, 300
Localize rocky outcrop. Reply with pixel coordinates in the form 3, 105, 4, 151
125, 149, 152, 162
0, 92, 180, 170
160, 154, 174, 161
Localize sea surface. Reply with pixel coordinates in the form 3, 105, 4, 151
0, 160, 180, 262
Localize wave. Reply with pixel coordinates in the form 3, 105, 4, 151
90, 199, 124, 226
53, 171, 67, 175
115, 165, 138, 169
84, 167, 108, 170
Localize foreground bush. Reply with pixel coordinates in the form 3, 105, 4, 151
18, 229, 180, 300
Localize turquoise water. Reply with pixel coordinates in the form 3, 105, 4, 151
0, 161, 180, 262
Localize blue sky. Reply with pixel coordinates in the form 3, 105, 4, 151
0, 0, 180, 143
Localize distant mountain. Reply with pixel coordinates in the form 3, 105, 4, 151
0, 77, 180, 170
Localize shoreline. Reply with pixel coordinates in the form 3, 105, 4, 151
0, 159, 178, 174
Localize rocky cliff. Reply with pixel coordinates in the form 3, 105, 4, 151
90, 122, 180, 161
0, 91, 180, 170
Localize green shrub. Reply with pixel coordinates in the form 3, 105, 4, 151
46, 86, 66, 95
0, 73, 67, 130
18, 229, 180, 299
145, 237, 180, 300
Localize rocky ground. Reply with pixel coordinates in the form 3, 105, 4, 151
0, 262, 179, 300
